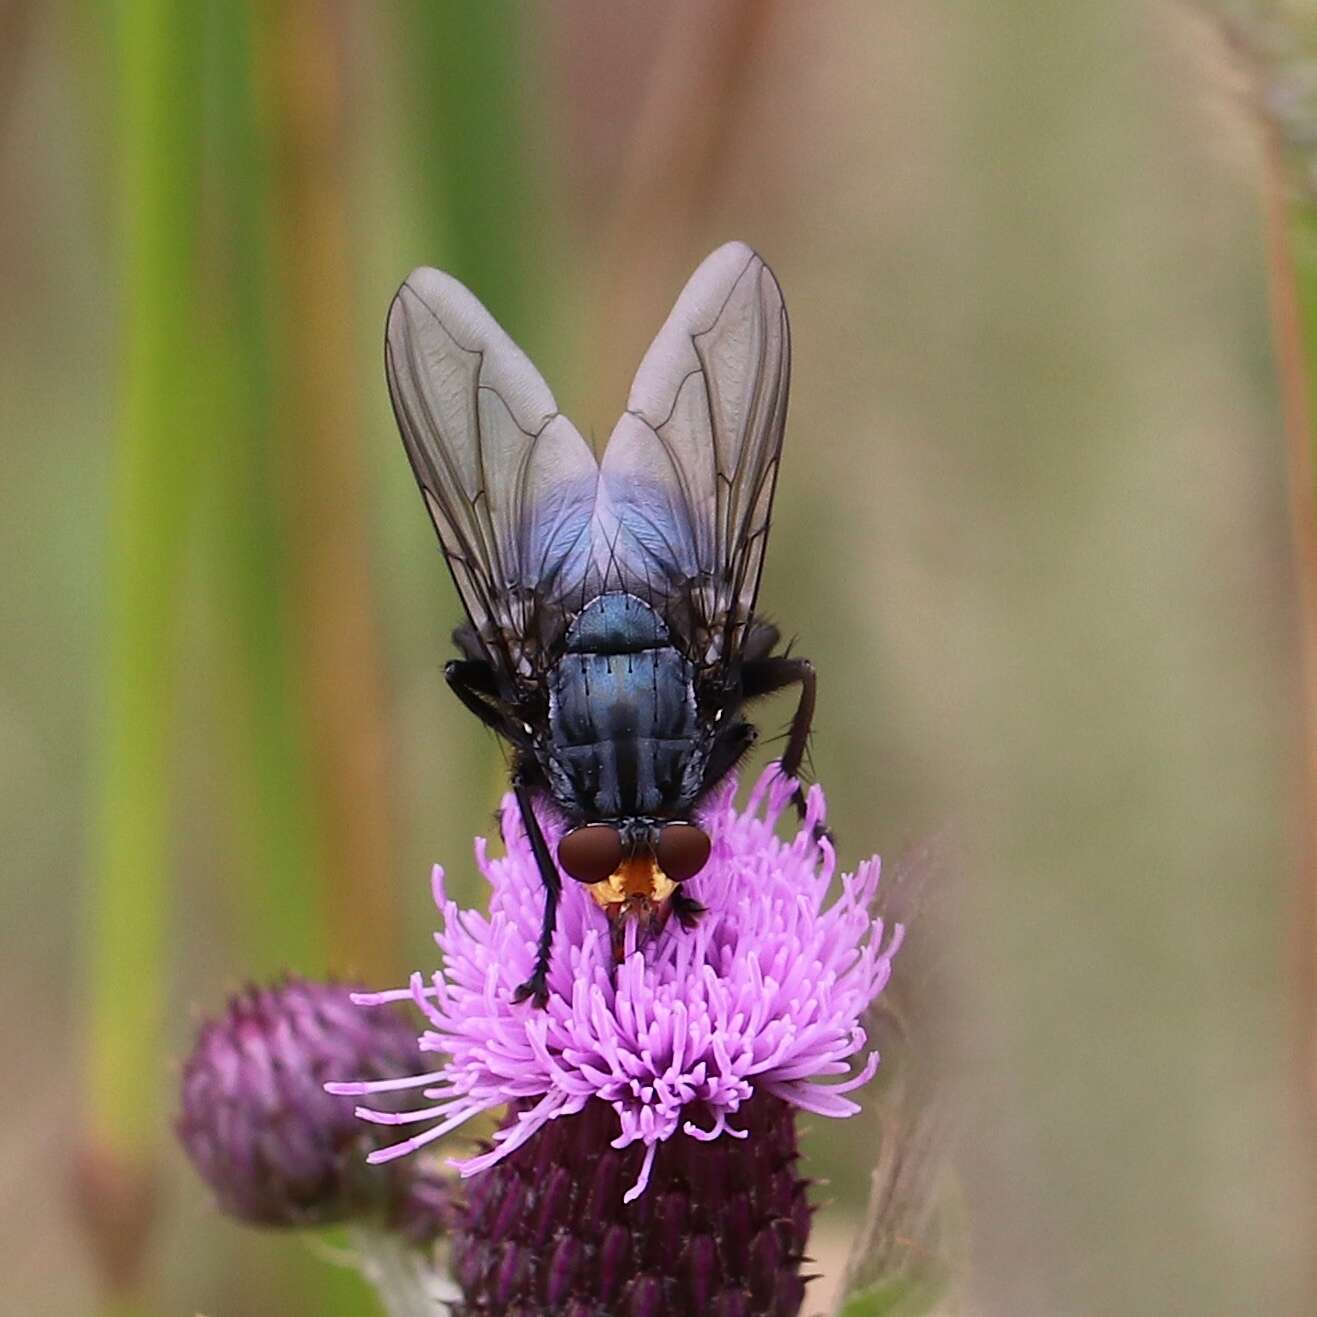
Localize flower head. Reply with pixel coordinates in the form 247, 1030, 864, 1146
449, 1091, 810, 1317
177, 976, 453, 1234
331, 767, 901, 1204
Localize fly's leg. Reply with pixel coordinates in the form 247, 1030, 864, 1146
509, 775, 560, 1007
448, 666, 550, 1001
741, 654, 816, 782
670, 887, 705, 929
678, 717, 752, 932
740, 655, 827, 838
446, 658, 537, 756
701, 719, 759, 791
445, 659, 506, 733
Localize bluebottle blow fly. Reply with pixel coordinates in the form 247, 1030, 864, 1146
386, 243, 817, 1004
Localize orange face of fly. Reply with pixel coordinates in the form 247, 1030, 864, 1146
587, 854, 677, 960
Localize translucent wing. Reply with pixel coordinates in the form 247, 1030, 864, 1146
593, 242, 790, 665
386, 268, 598, 679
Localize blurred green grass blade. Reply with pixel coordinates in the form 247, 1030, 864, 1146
79, 0, 203, 1308
202, 0, 327, 973
404, 2, 553, 826
409, 1, 540, 346
201, 8, 384, 1311
88, 0, 203, 1161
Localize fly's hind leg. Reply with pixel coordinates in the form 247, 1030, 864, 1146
509, 771, 561, 1008
740, 655, 829, 841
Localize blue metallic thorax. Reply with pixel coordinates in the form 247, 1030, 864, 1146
543, 593, 704, 821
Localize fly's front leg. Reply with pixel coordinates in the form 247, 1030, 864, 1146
669, 886, 706, 929
701, 718, 759, 794
509, 774, 561, 1007
445, 659, 505, 733
740, 655, 826, 838
446, 658, 535, 753
450, 664, 551, 1001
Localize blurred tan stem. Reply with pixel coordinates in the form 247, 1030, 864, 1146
1260, 123, 1317, 1114
940, 5, 1317, 1311
0, 0, 35, 141
583, 0, 775, 422
266, 0, 399, 982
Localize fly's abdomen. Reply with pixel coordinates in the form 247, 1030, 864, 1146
547, 594, 700, 818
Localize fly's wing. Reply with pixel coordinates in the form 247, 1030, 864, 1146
386, 268, 598, 680
593, 242, 790, 665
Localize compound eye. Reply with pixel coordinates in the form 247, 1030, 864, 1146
557, 824, 624, 884
655, 823, 711, 883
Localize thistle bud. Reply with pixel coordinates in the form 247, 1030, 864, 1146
177, 976, 452, 1235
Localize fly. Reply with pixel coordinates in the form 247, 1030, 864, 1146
385, 242, 819, 1004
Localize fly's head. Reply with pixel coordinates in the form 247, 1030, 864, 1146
556, 820, 712, 959
591, 853, 678, 960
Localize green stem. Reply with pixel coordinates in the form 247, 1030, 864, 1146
199, 9, 377, 1311
88, 0, 201, 1183
405, 1, 553, 832
80, 0, 202, 1308
203, 0, 327, 974
410, 1, 540, 347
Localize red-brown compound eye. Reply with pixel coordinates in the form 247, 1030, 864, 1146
655, 823, 711, 883
557, 824, 624, 884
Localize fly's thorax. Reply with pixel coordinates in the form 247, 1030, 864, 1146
544, 592, 707, 820
561, 592, 671, 653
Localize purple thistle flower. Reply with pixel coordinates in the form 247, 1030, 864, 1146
330, 766, 900, 1206
177, 976, 453, 1236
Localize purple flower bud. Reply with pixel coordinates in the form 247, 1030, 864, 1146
176, 976, 454, 1234
448, 1094, 809, 1316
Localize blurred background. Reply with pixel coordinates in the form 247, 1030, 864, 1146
4, 1, 1317, 1313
